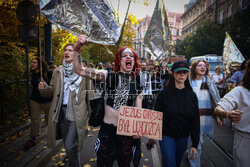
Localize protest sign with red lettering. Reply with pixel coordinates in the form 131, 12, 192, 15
116, 106, 162, 140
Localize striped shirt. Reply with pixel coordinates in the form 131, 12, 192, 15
191, 77, 214, 142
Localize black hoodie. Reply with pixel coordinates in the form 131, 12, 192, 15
154, 87, 200, 148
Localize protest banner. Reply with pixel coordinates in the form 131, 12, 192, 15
117, 106, 162, 140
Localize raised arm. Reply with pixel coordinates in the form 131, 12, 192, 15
73, 35, 107, 81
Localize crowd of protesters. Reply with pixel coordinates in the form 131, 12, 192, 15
24, 34, 250, 167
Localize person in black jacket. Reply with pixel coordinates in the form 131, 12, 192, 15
151, 61, 200, 167
24, 58, 52, 149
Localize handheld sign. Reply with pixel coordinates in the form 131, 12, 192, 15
117, 106, 162, 140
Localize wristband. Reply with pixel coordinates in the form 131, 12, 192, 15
222, 111, 227, 118
74, 47, 81, 53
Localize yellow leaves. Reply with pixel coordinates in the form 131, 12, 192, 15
144, 158, 149, 161
89, 157, 97, 162
52, 26, 78, 65
141, 153, 144, 157
86, 126, 92, 131
51, 154, 58, 161
144, 0, 152, 6
15, 156, 21, 160
87, 134, 94, 137
19, 150, 24, 154
83, 164, 91, 167
128, 14, 138, 24
92, 128, 100, 132
36, 155, 40, 159
58, 161, 65, 166
132, 0, 152, 6
53, 160, 64, 166
59, 152, 66, 157
61, 148, 66, 152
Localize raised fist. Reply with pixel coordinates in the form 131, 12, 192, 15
75, 35, 88, 49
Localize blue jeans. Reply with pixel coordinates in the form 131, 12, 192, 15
159, 136, 188, 167
188, 143, 201, 167
189, 116, 214, 167
59, 106, 79, 167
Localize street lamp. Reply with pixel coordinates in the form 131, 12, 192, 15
16, 0, 38, 115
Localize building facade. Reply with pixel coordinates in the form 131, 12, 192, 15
181, 0, 249, 37
134, 15, 151, 60
167, 12, 183, 45
134, 12, 184, 61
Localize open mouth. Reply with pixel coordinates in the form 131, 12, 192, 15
65, 55, 70, 59
126, 60, 132, 69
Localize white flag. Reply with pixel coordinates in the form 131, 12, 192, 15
222, 32, 245, 82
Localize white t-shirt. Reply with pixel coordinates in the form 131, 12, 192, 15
211, 74, 223, 88
63, 84, 70, 105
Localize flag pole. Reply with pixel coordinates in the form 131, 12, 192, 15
38, 2, 43, 81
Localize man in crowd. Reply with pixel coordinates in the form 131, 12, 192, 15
38, 43, 94, 166
139, 62, 153, 109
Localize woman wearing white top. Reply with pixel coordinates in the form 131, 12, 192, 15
211, 66, 224, 97
215, 61, 250, 167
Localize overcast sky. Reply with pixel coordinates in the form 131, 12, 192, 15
108, 0, 190, 23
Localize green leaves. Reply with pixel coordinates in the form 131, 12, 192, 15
173, 19, 225, 60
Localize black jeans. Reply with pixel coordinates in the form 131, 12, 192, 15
95, 123, 134, 167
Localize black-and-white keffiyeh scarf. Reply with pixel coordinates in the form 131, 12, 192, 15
63, 60, 82, 102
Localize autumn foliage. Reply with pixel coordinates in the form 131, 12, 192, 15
0, 0, 141, 121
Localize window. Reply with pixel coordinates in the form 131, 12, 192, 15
219, 9, 223, 24
228, 4, 232, 18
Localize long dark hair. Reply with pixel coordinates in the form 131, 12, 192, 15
164, 72, 192, 98
242, 60, 250, 90
240, 60, 248, 70
31, 57, 48, 74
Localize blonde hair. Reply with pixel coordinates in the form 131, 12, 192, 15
215, 66, 221, 71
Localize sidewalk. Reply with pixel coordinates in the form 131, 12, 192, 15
0, 121, 63, 167
45, 126, 157, 167
0, 120, 232, 167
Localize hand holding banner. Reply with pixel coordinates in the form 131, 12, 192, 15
117, 106, 162, 140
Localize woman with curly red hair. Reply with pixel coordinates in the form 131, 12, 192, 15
73, 35, 143, 167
